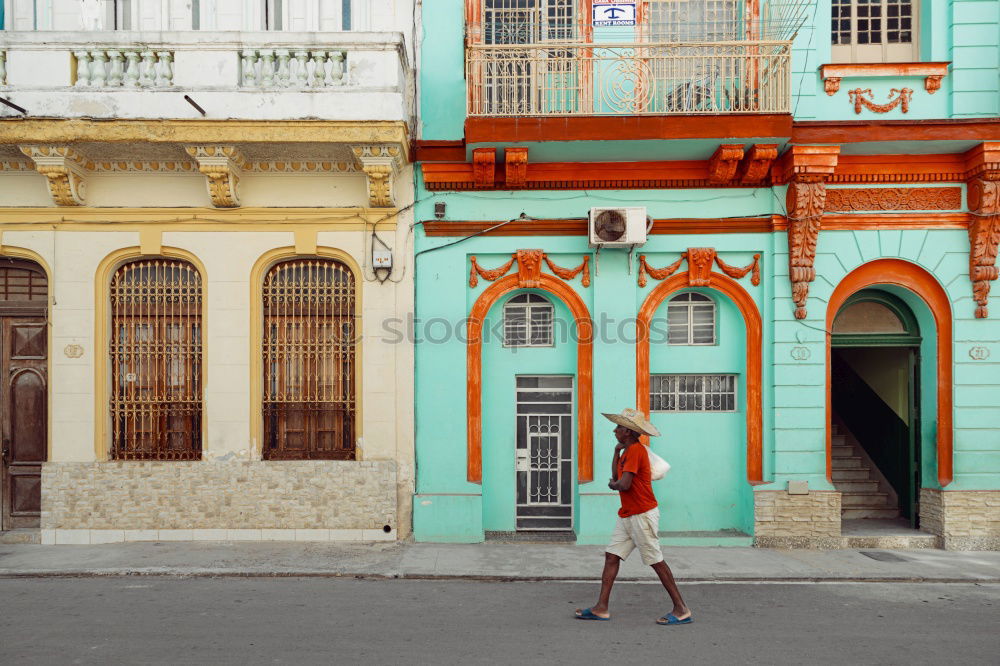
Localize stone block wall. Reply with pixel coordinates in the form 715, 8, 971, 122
753, 490, 842, 548
42, 461, 397, 531
921, 489, 1000, 551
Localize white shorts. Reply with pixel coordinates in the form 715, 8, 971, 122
605, 507, 664, 566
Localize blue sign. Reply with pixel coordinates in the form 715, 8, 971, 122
592, 2, 636, 27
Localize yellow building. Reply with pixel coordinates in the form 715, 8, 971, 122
0, 2, 416, 543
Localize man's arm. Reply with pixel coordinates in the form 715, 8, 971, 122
608, 442, 629, 490
609, 471, 634, 492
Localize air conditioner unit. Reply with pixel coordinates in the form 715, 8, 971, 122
589, 207, 648, 247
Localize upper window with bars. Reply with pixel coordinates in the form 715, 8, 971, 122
831, 0, 918, 63
504, 293, 554, 347
482, 0, 579, 45
666, 292, 716, 345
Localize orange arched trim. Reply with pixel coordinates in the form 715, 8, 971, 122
467, 274, 594, 483
636, 272, 764, 484
826, 259, 953, 486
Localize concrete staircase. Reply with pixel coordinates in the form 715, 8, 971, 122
831, 422, 900, 520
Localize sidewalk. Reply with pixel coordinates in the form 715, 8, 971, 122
1, 541, 998, 582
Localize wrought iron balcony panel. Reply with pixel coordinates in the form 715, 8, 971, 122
466, 41, 792, 117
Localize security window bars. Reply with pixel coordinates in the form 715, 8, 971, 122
650, 374, 737, 412
109, 259, 203, 461
644, 0, 742, 42
0, 265, 47, 303
483, 0, 579, 45
504, 293, 554, 347
263, 259, 357, 460
831, 0, 917, 62
667, 292, 716, 345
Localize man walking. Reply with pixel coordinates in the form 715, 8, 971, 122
575, 408, 692, 626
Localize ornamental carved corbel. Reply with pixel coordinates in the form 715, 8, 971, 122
185, 145, 248, 208
19, 145, 92, 206
786, 178, 826, 319
737, 144, 779, 185
707, 144, 744, 185
779, 145, 838, 319
469, 249, 590, 288
967, 177, 1000, 318
352, 144, 404, 207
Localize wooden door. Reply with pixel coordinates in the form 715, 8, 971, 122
1, 317, 47, 529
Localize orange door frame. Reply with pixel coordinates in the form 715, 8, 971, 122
467, 274, 595, 483
826, 259, 954, 487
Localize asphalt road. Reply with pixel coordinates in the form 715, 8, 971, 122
1, 577, 997, 665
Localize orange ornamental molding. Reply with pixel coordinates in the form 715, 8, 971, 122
847, 87, 913, 115
464, 114, 793, 144
820, 62, 950, 95
826, 259, 953, 487
636, 266, 764, 484
831, 153, 967, 184
779, 146, 839, 319
423, 213, 971, 237
636, 248, 761, 289
825, 187, 962, 212
965, 143, 1000, 318
792, 118, 1000, 145
466, 250, 594, 483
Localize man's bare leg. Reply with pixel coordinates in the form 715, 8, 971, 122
651, 560, 690, 621
576, 552, 621, 619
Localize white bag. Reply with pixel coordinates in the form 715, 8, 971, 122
647, 447, 671, 481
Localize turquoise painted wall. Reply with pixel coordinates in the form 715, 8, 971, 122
413, 176, 1000, 542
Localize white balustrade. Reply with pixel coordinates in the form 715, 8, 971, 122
74, 48, 175, 87
240, 48, 347, 88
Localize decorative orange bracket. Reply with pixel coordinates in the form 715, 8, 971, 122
820, 62, 949, 96
470, 249, 590, 288
779, 146, 840, 319
707, 144, 745, 185
965, 143, 1000, 318
638, 248, 760, 288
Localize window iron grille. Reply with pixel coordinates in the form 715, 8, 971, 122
650, 374, 737, 412
262, 258, 357, 460
109, 259, 203, 461
0, 264, 47, 303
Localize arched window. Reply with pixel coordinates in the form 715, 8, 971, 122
109, 258, 202, 460
504, 293, 554, 347
667, 292, 715, 345
262, 258, 357, 460
831, 0, 918, 63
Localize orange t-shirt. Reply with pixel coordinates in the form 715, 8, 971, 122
617, 443, 658, 517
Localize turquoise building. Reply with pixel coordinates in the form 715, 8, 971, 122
412, 0, 1000, 549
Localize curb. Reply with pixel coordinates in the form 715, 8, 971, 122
1, 571, 998, 584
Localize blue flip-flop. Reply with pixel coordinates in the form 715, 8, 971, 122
575, 608, 610, 621
657, 613, 693, 626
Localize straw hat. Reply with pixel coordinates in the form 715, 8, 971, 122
601, 408, 661, 437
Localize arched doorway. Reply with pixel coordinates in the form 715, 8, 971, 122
831, 290, 922, 529
0, 258, 48, 530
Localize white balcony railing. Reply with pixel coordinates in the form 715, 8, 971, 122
0, 31, 411, 121
466, 41, 791, 117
